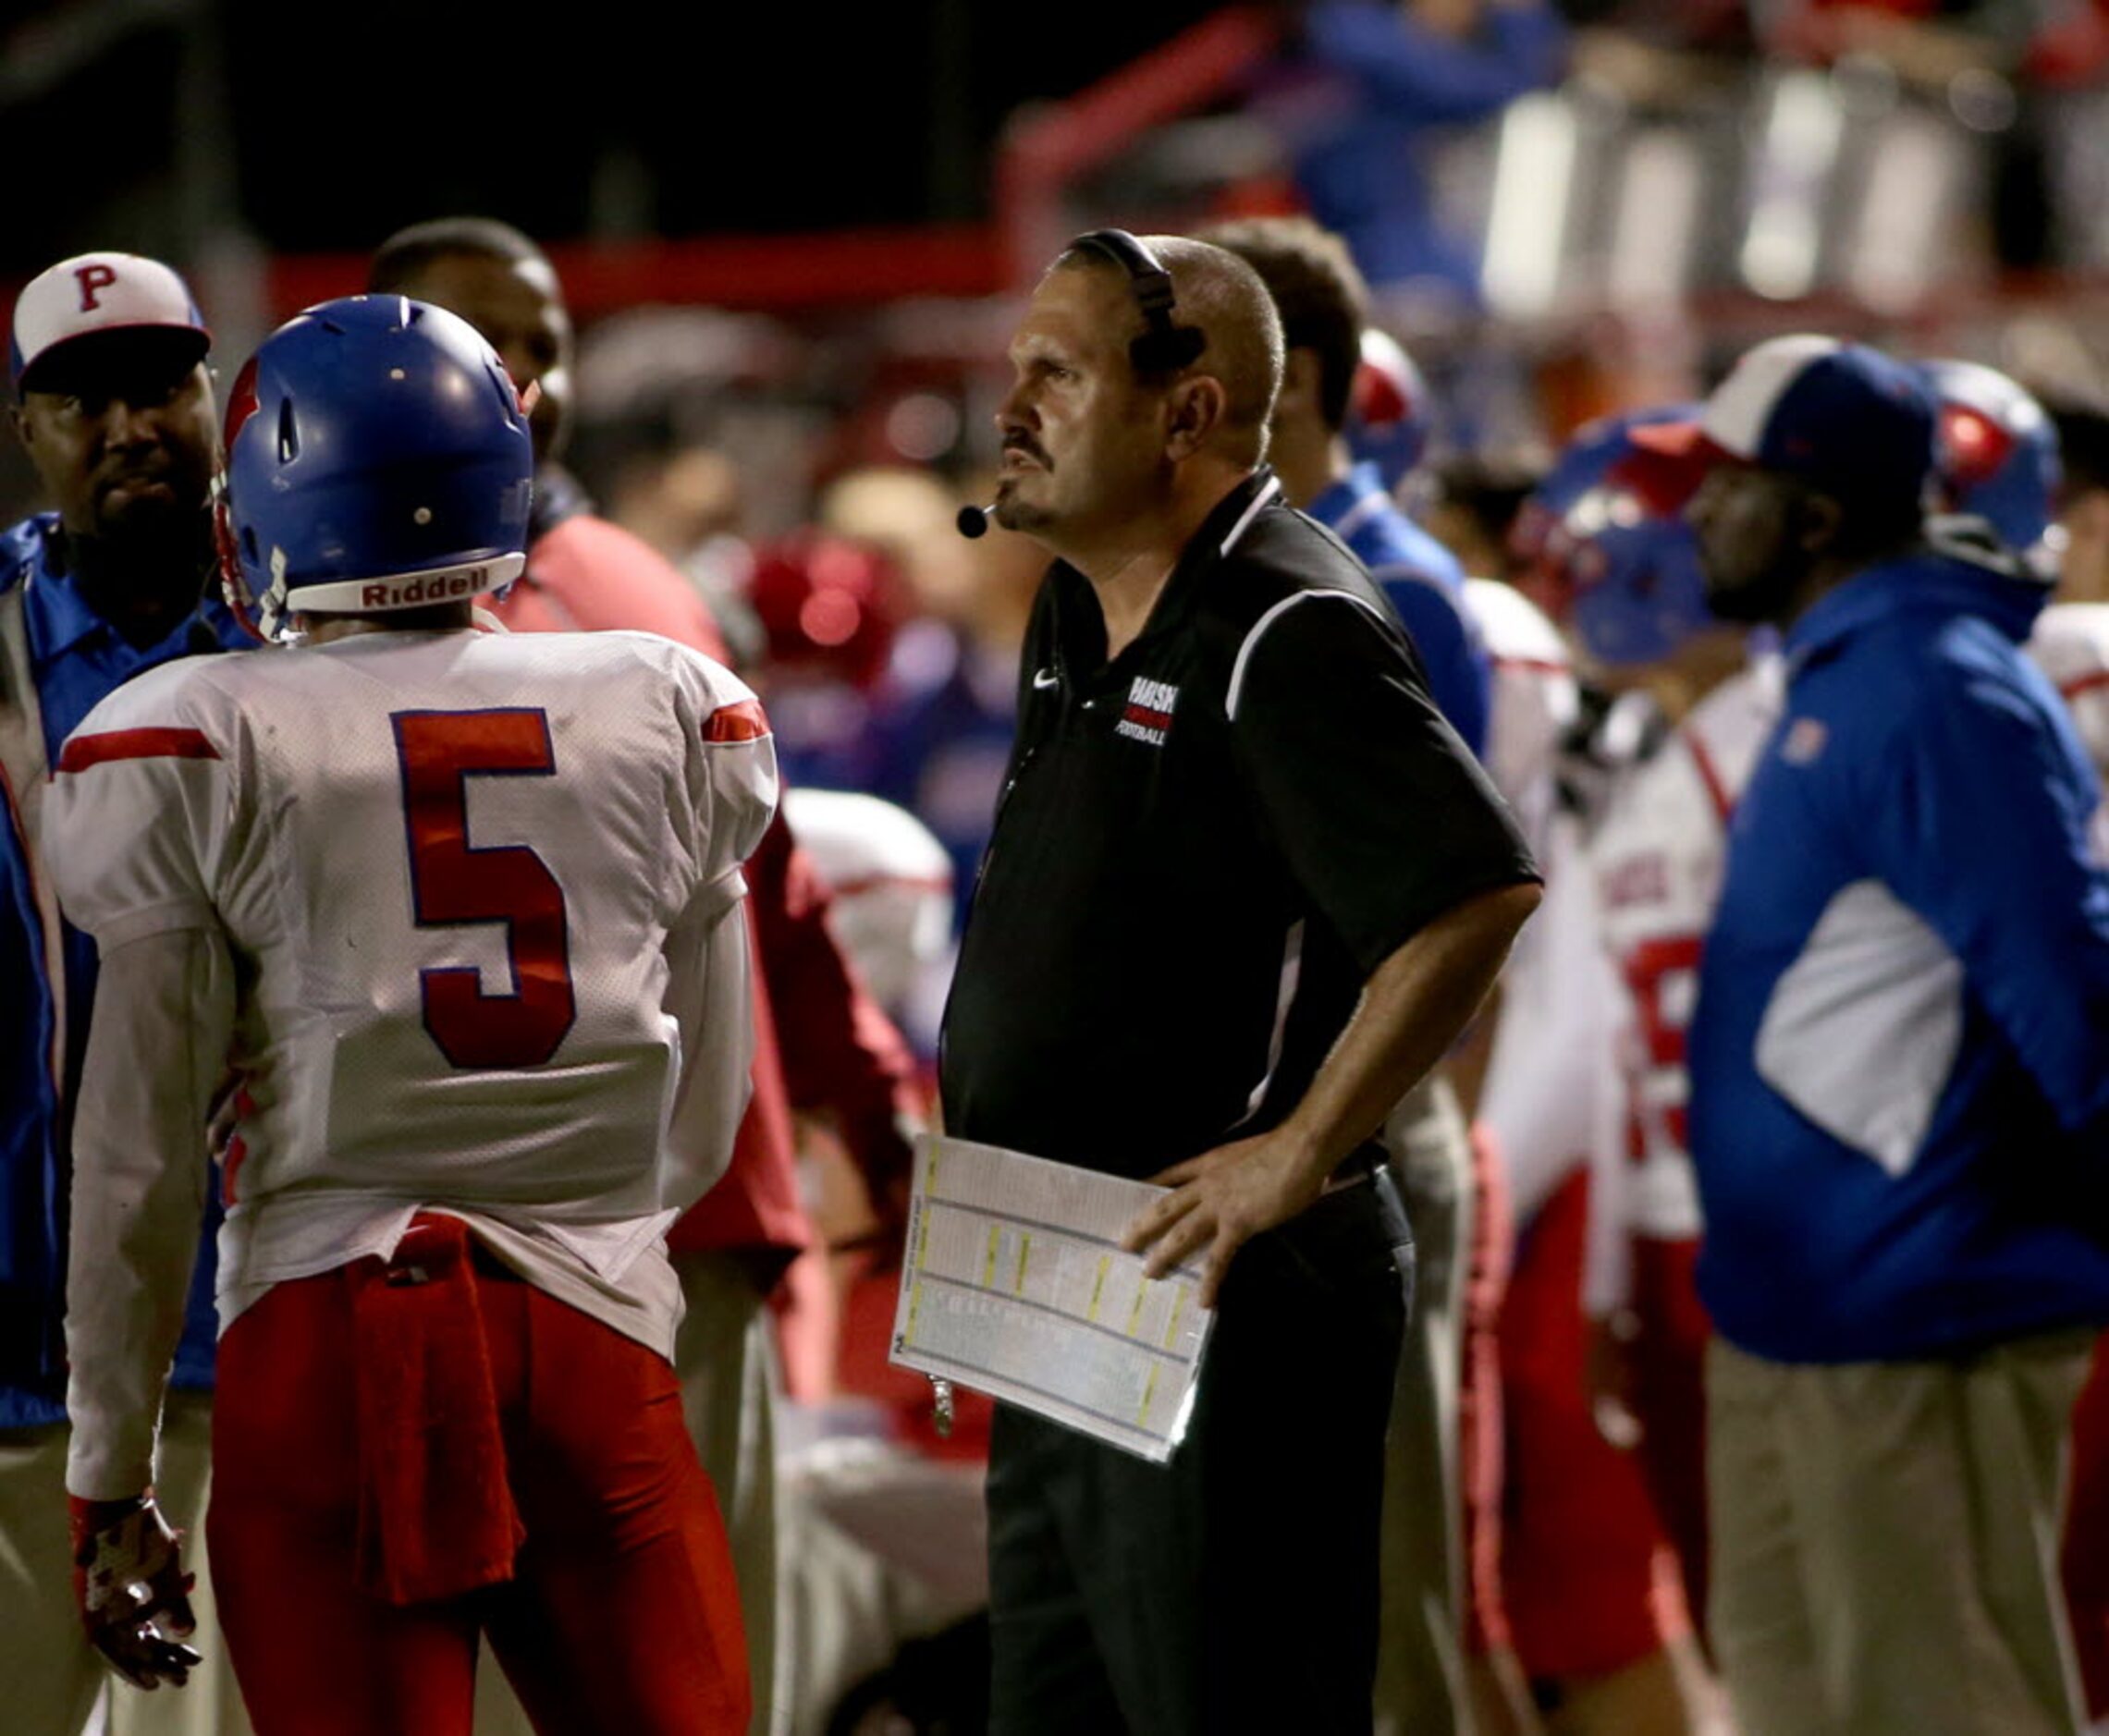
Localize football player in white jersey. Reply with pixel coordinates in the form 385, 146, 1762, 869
44, 297, 773, 1735
1535, 410, 1783, 1657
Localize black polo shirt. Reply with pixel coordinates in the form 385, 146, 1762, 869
940, 469, 1538, 1182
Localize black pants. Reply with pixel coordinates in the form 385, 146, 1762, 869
987, 1168, 1413, 1736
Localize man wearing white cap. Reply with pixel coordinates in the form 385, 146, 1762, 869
1652, 336, 2109, 1733
0, 251, 253, 1734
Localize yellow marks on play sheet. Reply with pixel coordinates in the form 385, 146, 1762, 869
1163, 1284, 1187, 1350
1125, 1282, 1147, 1337
913, 1204, 931, 1272
1014, 1234, 1031, 1294
1087, 1253, 1110, 1323
1138, 1362, 1160, 1426
906, 1279, 924, 1348
983, 1223, 1001, 1287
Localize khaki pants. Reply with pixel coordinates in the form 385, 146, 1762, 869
0, 1394, 251, 1736
676, 1250, 781, 1736
1708, 1329, 2093, 1736
1373, 1077, 1474, 1736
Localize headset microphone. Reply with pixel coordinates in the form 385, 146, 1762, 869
957, 502, 997, 539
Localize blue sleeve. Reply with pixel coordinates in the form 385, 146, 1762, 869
1306, 1, 1566, 124
1377, 570, 1491, 759
1868, 639, 2109, 1140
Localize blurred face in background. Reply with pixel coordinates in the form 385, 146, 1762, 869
2058, 484, 2109, 605
390, 250, 573, 466
1687, 462, 1821, 625
16, 331, 218, 545
993, 263, 1168, 549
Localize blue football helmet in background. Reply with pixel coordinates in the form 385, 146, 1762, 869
1919, 358, 2063, 583
1514, 405, 1719, 668
219, 295, 533, 639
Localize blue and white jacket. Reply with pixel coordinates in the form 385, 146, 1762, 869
0, 513, 249, 1426
1687, 547, 2109, 1363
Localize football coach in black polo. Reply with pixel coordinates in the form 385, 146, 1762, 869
942, 230, 1541, 1736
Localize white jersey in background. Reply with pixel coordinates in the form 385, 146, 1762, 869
45, 628, 776, 1491
1580, 658, 1782, 1314
779, 787, 953, 1013
2029, 603, 2109, 853
1464, 577, 1577, 860
1461, 578, 1600, 1220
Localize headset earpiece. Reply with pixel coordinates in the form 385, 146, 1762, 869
1067, 229, 1207, 379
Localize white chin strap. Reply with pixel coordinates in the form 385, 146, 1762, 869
269, 552, 527, 637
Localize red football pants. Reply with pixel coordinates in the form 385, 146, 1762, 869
1495, 1171, 1685, 1681
2061, 1330, 2109, 1718
208, 1254, 750, 1736
1626, 1234, 1712, 1644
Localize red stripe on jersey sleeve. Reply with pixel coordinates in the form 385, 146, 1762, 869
2062, 668, 2109, 703
704, 700, 770, 743
56, 727, 221, 774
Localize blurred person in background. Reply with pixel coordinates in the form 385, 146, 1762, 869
0, 250, 254, 1736
1667, 336, 2109, 1735
368, 220, 726, 650
742, 529, 911, 793
1208, 213, 1493, 1736
1433, 423, 1701, 1736
1524, 407, 1784, 1735
2030, 390, 2109, 800
818, 465, 1043, 940
1919, 362, 2109, 1728
2042, 394, 2109, 609
1276, 0, 1567, 307
1418, 449, 1547, 591
371, 220, 921, 1736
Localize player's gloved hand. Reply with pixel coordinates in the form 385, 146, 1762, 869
69, 1492, 202, 1690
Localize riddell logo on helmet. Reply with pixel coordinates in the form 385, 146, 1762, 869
361, 569, 486, 609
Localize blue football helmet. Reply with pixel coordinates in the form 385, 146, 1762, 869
1514, 405, 1718, 668
1344, 327, 1433, 493
1919, 358, 2062, 582
219, 295, 533, 639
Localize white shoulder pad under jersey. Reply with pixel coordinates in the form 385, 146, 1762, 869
2029, 602, 2109, 783
779, 787, 953, 1010
48, 628, 776, 1227
45, 653, 255, 949
1586, 657, 1783, 1241
1465, 577, 1580, 858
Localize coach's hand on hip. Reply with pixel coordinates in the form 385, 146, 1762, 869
1123, 1127, 1330, 1308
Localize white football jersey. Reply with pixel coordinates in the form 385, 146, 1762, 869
45, 628, 776, 1351
1465, 578, 1603, 1220
2028, 603, 2109, 850
779, 787, 952, 1012
1587, 659, 1782, 1247
1465, 577, 1580, 861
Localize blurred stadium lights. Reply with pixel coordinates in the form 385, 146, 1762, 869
1482, 93, 1580, 321
1741, 69, 1845, 301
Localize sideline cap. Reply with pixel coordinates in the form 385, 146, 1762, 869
1633, 334, 1935, 512
12, 251, 211, 392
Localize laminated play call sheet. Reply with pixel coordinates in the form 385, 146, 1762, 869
888, 1134, 1216, 1461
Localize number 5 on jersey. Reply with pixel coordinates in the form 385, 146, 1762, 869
392, 709, 577, 1068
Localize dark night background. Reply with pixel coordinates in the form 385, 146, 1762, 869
0, 1, 1235, 271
